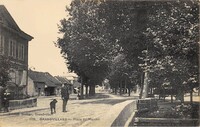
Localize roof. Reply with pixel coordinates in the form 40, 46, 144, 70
29, 70, 61, 87
44, 72, 61, 85
54, 76, 71, 85
0, 5, 33, 41
28, 70, 45, 82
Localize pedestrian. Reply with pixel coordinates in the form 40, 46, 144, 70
2, 88, 10, 112
77, 89, 80, 100
61, 83, 69, 112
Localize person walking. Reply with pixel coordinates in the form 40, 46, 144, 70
61, 83, 69, 112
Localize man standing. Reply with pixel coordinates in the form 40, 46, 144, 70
3, 88, 10, 112
61, 84, 69, 112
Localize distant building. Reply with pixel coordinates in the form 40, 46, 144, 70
0, 5, 33, 99
28, 70, 61, 96
54, 76, 71, 84
54, 76, 74, 94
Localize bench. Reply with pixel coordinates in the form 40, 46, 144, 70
136, 98, 158, 113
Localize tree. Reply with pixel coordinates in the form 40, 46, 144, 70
141, 1, 199, 101
102, 1, 148, 96
0, 55, 11, 88
57, 0, 199, 100
109, 53, 137, 96
57, 0, 114, 96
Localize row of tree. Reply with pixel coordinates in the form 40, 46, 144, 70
56, 0, 199, 102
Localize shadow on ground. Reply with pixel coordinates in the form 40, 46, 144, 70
83, 93, 111, 99
78, 97, 137, 105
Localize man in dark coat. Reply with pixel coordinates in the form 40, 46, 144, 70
2, 88, 10, 112
61, 84, 69, 112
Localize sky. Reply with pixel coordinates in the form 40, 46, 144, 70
0, 0, 77, 77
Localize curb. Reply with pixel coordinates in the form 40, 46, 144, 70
0, 107, 48, 116
124, 111, 136, 127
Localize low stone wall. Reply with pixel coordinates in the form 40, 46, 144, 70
87, 100, 136, 127
9, 98, 37, 110
111, 100, 136, 127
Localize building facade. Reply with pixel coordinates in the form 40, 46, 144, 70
55, 76, 74, 94
28, 70, 62, 96
0, 5, 33, 99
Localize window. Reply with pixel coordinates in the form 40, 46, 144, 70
18, 43, 24, 60
0, 35, 5, 54
9, 39, 16, 58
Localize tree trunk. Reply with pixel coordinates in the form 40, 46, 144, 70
125, 79, 127, 94
171, 87, 173, 103
89, 85, 95, 96
171, 94, 173, 103
190, 89, 193, 104
142, 71, 149, 98
163, 89, 165, 102
120, 81, 122, 95
85, 85, 88, 98
128, 87, 131, 96
151, 88, 153, 95
158, 85, 162, 100
80, 77, 84, 99
115, 86, 117, 95
179, 89, 184, 103
139, 72, 144, 99
139, 82, 144, 99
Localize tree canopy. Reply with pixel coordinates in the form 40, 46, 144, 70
140, 1, 199, 100
57, 0, 114, 95
57, 0, 199, 98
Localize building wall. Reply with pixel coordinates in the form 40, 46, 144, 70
0, 25, 29, 96
0, 25, 28, 66
27, 77, 37, 97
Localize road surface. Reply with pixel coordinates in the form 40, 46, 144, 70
0, 92, 138, 127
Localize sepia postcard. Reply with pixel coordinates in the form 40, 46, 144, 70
0, 0, 199, 127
